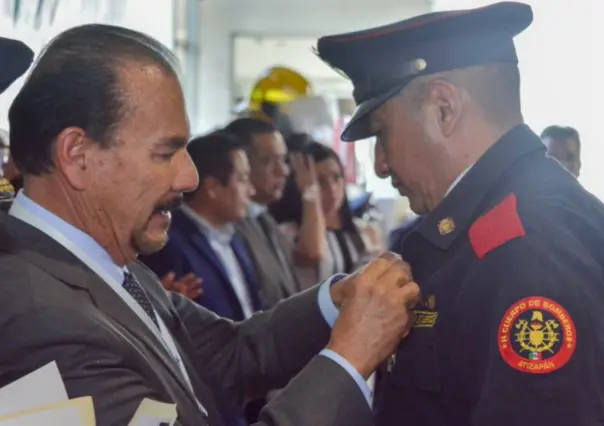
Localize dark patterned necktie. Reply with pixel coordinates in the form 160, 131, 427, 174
122, 272, 159, 329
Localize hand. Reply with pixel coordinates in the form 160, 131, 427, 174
161, 272, 204, 300
327, 252, 420, 379
290, 152, 317, 193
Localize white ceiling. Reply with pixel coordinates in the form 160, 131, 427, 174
225, 0, 432, 36
230, 0, 432, 98
233, 37, 352, 98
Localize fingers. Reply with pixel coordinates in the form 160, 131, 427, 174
182, 273, 201, 286
186, 287, 203, 299
290, 153, 304, 173
380, 258, 412, 282
162, 272, 204, 299
160, 272, 176, 289
399, 281, 421, 309
161, 272, 176, 283
358, 251, 403, 282
291, 153, 316, 182
374, 261, 419, 311
307, 156, 317, 179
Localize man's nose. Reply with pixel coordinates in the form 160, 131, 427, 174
174, 151, 199, 194
247, 181, 256, 197
373, 142, 390, 178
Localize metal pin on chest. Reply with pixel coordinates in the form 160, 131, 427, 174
387, 352, 396, 372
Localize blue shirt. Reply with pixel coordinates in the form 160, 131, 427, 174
9, 192, 373, 406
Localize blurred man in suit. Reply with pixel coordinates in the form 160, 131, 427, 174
140, 132, 265, 426
540, 125, 581, 177
0, 24, 420, 426
224, 118, 302, 306
142, 131, 263, 320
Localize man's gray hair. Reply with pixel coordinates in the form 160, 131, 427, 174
398, 63, 521, 122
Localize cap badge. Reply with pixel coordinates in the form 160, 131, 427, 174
414, 58, 427, 72
437, 217, 455, 235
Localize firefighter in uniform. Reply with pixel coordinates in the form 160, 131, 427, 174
318, 2, 604, 425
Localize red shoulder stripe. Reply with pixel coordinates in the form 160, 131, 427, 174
469, 193, 526, 260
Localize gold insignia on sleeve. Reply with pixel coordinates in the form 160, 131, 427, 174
437, 217, 455, 235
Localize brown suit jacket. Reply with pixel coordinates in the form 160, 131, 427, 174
0, 213, 372, 426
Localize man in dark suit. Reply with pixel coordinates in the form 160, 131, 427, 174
317, 2, 604, 425
224, 118, 302, 306
140, 132, 265, 426
141, 131, 264, 320
0, 24, 420, 426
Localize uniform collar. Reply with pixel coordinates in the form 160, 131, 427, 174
416, 124, 545, 250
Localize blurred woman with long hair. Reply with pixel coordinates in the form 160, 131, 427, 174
271, 140, 384, 289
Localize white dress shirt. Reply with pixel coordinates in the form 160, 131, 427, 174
181, 205, 255, 318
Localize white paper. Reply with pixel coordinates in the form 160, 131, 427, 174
127, 398, 177, 426
0, 397, 94, 426
0, 362, 68, 416
0, 405, 83, 426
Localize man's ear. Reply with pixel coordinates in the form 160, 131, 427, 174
54, 127, 93, 191
203, 176, 221, 199
429, 79, 464, 137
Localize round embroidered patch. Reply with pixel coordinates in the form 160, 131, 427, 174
498, 296, 576, 374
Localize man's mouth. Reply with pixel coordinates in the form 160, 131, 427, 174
152, 195, 183, 217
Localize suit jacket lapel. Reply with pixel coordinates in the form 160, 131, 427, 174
176, 212, 248, 318
83, 272, 199, 405
3, 215, 200, 411
175, 211, 232, 285
190, 233, 231, 283
135, 262, 224, 426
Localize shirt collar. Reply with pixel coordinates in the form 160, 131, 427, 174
247, 201, 267, 219
181, 205, 235, 244
444, 165, 473, 198
9, 191, 126, 283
